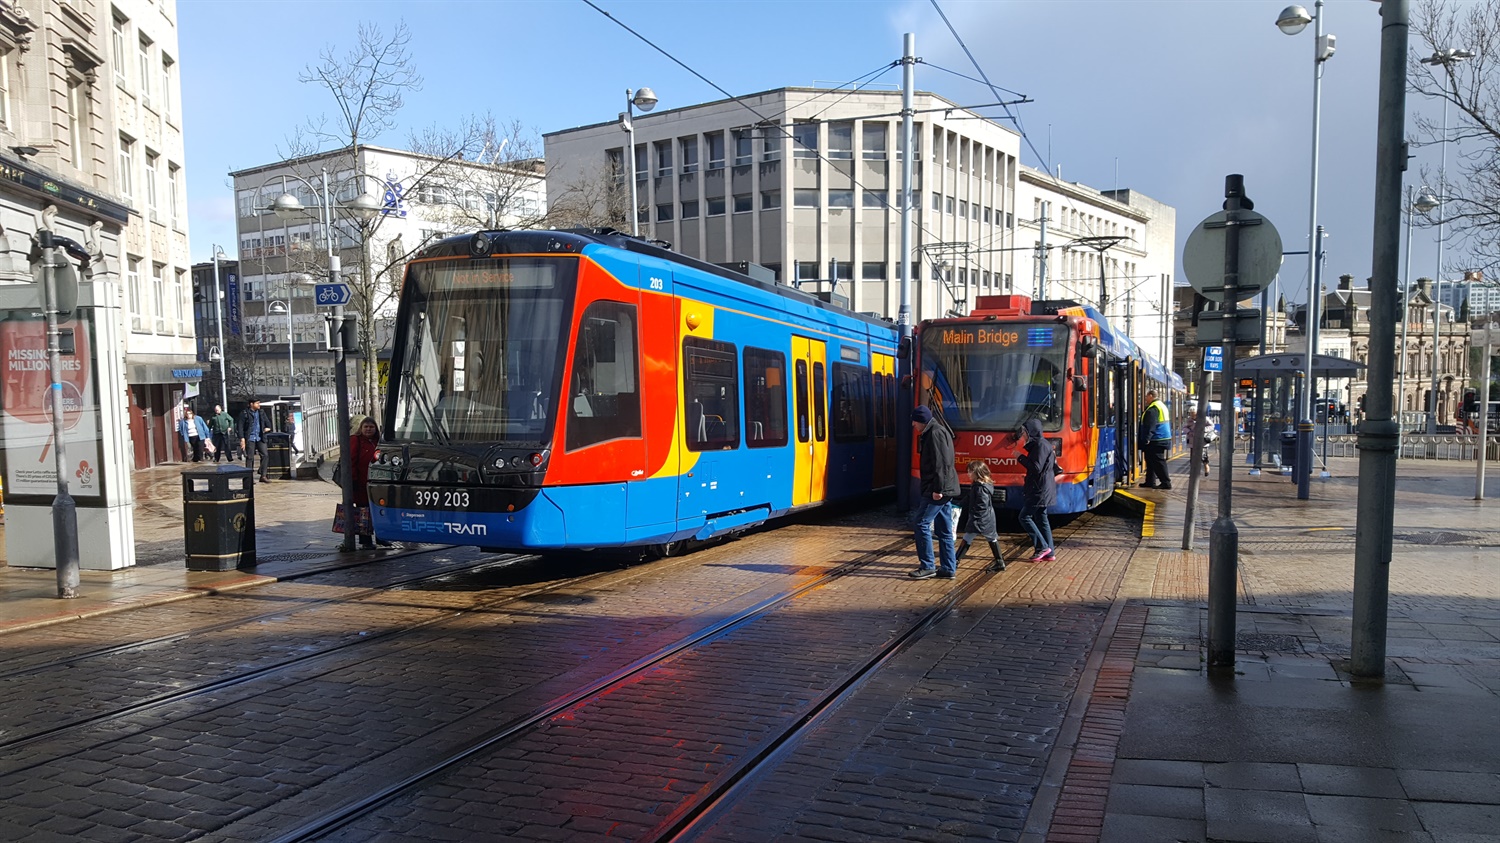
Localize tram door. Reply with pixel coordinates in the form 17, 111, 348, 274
791, 336, 829, 507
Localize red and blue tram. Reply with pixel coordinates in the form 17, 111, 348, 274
914, 295, 1186, 514
369, 229, 900, 552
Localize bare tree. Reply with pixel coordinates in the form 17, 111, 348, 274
542, 158, 633, 231
417, 117, 550, 232
1410, 0, 1500, 276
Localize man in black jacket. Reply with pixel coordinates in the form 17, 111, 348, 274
910, 405, 961, 580
239, 399, 272, 483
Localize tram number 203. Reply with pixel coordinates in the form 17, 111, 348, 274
413, 489, 471, 510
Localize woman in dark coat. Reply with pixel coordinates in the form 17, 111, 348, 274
1017, 418, 1057, 562
344, 416, 391, 550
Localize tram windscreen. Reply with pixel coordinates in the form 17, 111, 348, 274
919, 322, 1068, 432
391, 257, 576, 445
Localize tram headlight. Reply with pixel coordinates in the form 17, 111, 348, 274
510, 455, 526, 468
529, 453, 544, 467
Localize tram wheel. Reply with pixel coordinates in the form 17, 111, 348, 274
651, 540, 684, 559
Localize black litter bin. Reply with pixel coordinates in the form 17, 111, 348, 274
1279, 431, 1299, 473
183, 464, 256, 571
265, 432, 293, 480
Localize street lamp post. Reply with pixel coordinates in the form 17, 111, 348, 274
269, 299, 294, 396
1420, 47, 1473, 433
1277, 1, 1336, 500
211, 245, 229, 408
619, 87, 657, 237
1400, 189, 1440, 431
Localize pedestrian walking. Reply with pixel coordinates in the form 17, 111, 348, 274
909, 405, 960, 580
239, 399, 271, 483
1016, 418, 1056, 562
177, 407, 211, 462
956, 460, 1005, 572
209, 404, 236, 463
343, 416, 393, 552
1138, 389, 1173, 489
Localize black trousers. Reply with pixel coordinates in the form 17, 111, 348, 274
246, 440, 269, 479
1143, 442, 1171, 487
186, 437, 204, 462
212, 431, 234, 462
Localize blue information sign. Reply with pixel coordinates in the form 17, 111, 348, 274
1204, 346, 1224, 372
314, 283, 351, 306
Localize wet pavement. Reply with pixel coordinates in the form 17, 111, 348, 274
0, 454, 1495, 842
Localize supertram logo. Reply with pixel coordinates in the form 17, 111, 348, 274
940, 328, 1021, 347
400, 518, 489, 537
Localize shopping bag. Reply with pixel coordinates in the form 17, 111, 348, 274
204, 439, 216, 455
332, 503, 373, 536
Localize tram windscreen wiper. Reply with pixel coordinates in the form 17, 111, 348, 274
405, 371, 449, 445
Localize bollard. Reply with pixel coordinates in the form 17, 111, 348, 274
183, 464, 256, 571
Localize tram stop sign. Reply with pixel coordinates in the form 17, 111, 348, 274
1182, 209, 1283, 302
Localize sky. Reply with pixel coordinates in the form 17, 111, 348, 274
179, 0, 1462, 312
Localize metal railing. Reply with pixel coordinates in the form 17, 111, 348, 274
1322, 433, 1500, 461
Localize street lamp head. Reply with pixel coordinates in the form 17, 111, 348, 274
631, 87, 658, 112
345, 191, 383, 222
268, 300, 289, 315
272, 193, 306, 221
1421, 47, 1476, 66
1415, 189, 1441, 213
1276, 4, 1312, 35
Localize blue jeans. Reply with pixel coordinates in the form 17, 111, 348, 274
1020, 503, 1054, 552
913, 497, 958, 575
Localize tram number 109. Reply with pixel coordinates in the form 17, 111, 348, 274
413, 489, 471, 510
972, 434, 996, 447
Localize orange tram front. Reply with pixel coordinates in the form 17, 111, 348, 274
913, 295, 1186, 515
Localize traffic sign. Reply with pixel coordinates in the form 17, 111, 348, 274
1204, 346, 1224, 372
314, 283, 351, 306
1182, 209, 1283, 302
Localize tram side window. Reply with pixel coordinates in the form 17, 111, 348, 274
872, 372, 890, 439
565, 301, 642, 451
1071, 346, 1085, 432
684, 337, 740, 451
812, 362, 827, 442
743, 347, 789, 448
831, 363, 870, 442
795, 361, 810, 442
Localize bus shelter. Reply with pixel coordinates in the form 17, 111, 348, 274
1235, 353, 1366, 470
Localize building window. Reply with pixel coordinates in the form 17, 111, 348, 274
681, 200, 699, 219
761, 130, 780, 162
67, 79, 88, 170
112, 14, 128, 88
827, 122, 853, 159
684, 337, 740, 451
656, 203, 673, 222
606, 148, 625, 185
797, 262, 820, 282
945, 196, 955, 215
743, 347, 788, 448
863, 191, 888, 209
168, 163, 180, 227
117, 135, 134, 198
862, 262, 887, 280
863, 123, 888, 160
983, 207, 992, 224
679, 136, 698, 174
654, 140, 672, 177
706, 132, 725, 170
733, 130, 752, 166
175, 269, 187, 333
161, 55, 174, 117
138, 36, 152, 110
958, 200, 968, 218
792, 122, 819, 159
145, 151, 159, 219
707, 197, 726, 217
760, 190, 781, 210
128, 257, 143, 331
733, 194, 752, 213
152, 263, 167, 333
828, 190, 854, 209
0, 49, 11, 130
794, 189, 820, 209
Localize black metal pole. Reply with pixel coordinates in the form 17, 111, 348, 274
1208, 175, 1247, 669
39, 229, 80, 598
1350, 0, 1409, 679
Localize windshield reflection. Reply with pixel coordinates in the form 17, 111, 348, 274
920, 323, 1068, 432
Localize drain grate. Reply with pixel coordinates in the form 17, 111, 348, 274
1235, 632, 1303, 652
1394, 531, 1475, 546
250, 552, 335, 564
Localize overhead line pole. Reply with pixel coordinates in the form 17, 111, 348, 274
896, 32, 916, 512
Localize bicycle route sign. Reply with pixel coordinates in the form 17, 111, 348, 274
314, 283, 351, 306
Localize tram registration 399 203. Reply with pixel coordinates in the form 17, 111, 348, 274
412, 489, 472, 510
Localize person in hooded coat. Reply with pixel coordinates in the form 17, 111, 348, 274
1016, 418, 1057, 562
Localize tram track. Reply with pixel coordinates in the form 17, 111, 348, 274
266, 516, 1108, 843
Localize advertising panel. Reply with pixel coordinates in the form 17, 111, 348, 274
0, 312, 103, 499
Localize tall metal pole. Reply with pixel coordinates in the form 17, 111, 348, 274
286, 292, 295, 396
1430, 73, 1453, 432
39, 228, 80, 598
1208, 174, 1248, 670
1398, 189, 1413, 432
1037, 202, 1050, 299
1297, 0, 1330, 501
896, 32, 916, 511
1351, 0, 1409, 679
322, 168, 356, 552
212, 247, 228, 408
625, 89, 639, 237
1476, 327, 1492, 500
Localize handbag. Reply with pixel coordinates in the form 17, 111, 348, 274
332, 503, 373, 536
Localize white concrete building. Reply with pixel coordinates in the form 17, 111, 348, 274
544, 87, 1175, 352
229, 145, 545, 394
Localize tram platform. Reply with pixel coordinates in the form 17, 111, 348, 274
0, 456, 1496, 842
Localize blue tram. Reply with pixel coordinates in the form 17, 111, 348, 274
914, 295, 1186, 514
368, 229, 899, 552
